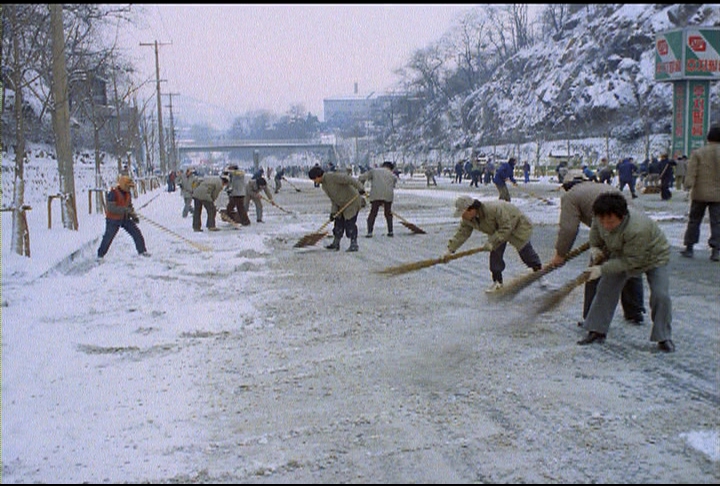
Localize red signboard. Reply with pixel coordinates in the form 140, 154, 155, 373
688, 35, 706, 52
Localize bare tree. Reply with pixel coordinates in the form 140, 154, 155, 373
3, 4, 50, 255
540, 4, 570, 39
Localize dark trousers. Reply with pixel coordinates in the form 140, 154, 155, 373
619, 179, 637, 196
660, 178, 673, 200
367, 200, 393, 234
584, 275, 645, 320
490, 241, 542, 283
193, 198, 216, 230
684, 200, 720, 249
332, 213, 359, 240
98, 218, 146, 257
226, 195, 251, 225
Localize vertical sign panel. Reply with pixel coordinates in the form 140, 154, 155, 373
688, 80, 710, 153
671, 81, 687, 159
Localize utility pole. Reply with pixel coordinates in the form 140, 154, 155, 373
140, 40, 171, 174
165, 92, 180, 172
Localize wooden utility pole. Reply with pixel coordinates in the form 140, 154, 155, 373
140, 40, 170, 174
165, 92, 180, 172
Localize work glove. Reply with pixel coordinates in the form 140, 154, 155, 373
329, 212, 336, 221
482, 241, 494, 251
586, 265, 602, 281
440, 251, 454, 263
589, 246, 605, 264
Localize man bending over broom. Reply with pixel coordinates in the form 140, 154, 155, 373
309, 166, 365, 252
443, 196, 548, 293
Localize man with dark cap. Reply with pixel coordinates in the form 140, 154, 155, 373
97, 175, 149, 259
443, 195, 545, 293
309, 165, 365, 252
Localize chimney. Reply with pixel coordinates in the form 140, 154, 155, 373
354, 82, 358, 94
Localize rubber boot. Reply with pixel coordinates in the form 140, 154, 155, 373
680, 245, 693, 258
346, 237, 359, 252
325, 235, 341, 250
711, 248, 719, 262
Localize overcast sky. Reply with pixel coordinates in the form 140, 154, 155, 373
119, 4, 476, 120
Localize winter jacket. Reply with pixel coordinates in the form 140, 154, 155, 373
685, 142, 720, 202
358, 167, 397, 202
674, 157, 687, 177
192, 177, 225, 203
493, 161, 517, 186
555, 182, 622, 256
447, 200, 533, 253
246, 179, 273, 200
105, 187, 134, 220
589, 208, 670, 277
319, 171, 365, 219
178, 172, 197, 198
616, 159, 637, 182
227, 170, 247, 197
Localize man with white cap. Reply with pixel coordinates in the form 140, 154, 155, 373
444, 195, 545, 293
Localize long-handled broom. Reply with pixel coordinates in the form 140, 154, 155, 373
491, 241, 590, 300
260, 194, 296, 216
531, 253, 608, 316
136, 212, 212, 252
392, 210, 426, 234
532, 269, 592, 316
294, 194, 360, 248
282, 177, 302, 192
517, 186, 556, 205
377, 245, 490, 276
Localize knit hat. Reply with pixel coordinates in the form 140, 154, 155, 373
118, 175, 135, 190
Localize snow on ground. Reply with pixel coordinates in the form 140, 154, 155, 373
2, 152, 719, 483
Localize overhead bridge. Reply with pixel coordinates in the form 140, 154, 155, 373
178, 139, 336, 155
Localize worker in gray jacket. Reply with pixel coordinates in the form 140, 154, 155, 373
192, 174, 228, 232
551, 173, 645, 325
244, 176, 273, 223
224, 165, 251, 225
578, 192, 674, 353
178, 168, 197, 218
444, 196, 544, 293
309, 165, 365, 252
358, 161, 398, 237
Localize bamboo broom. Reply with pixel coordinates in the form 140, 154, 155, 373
491, 241, 590, 300
532, 269, 592, 316
294, 194, 360, 248
531, 253, 608, 316
136, 212, 212, 252
377, 245, 490, 276
392, 211, 426, 234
